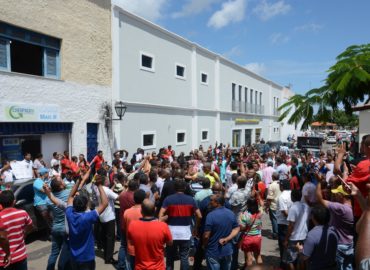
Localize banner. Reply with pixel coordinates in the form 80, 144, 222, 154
2, 102, 60, 122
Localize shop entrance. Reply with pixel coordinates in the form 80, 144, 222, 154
0, 135, 41, 161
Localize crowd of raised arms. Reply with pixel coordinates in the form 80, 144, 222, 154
0, 137, 370, 270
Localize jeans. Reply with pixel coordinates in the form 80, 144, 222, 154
231, 238, 239, 270
101, 220, 116, 262
128, 255, 135, 270
115, 208, 121, 240
269, 209, 278, 237
70, 260, 95, 270
47, 231, 71, 270
0, 259, 27, 270
166, 240, 191, 270
117, 232, 130, 270
193, 238, 205, 270
337, 243, 354, 270
277, 224, 288, 268
206, 255, 232, 270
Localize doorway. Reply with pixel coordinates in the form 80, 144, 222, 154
232, 130, 241, 148
245, 129, 252, 146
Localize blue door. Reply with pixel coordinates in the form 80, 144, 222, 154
87, 123, 98, 162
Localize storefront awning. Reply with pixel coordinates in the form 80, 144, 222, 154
0, 122, 72, 135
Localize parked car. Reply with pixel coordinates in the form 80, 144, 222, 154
327, 136, 337, 144
12, 179, 48, 233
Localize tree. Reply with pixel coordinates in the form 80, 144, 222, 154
279, 44, 370, 130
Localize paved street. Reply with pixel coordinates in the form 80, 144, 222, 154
26, 214, 279, 269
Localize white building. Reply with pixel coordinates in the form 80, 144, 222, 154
112, 5, 296, 154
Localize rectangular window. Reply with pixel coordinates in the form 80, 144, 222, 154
0, 22, 60, 78
232, 83, 236, 100
142, 131, 156, 149
255, 91, 258, 105
260, 92, 262, 105
201, 72, 208, 84
140, 52, 155, 72
239, 85, 242, 101
276, 98, 279, 108
273, 97, 276, 109
201, 129, 209, 142
175, 64, 185, 79
176, 130, 186, 145
245, 87, 248, 103
250, 89, 253, 104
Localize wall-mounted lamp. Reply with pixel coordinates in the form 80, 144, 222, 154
113, 101, 127, 120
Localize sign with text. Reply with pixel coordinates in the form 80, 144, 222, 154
3, 102, 60, 122
235, 118, 260, 124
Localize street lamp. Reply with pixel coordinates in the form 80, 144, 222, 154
113, 101, 127, 120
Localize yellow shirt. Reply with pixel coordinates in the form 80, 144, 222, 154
205, 172, 219, 186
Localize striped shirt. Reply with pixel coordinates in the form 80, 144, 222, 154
0, 208, 32, 266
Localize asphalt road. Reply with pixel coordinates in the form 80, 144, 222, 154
25, 214, 280, 269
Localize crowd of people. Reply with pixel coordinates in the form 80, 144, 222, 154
0, 136, 370, 270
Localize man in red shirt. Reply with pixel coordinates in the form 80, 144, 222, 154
123, 190, 146, 269
341, 136, 370, 218
0, 190, 34, 269
117, 180, 138, 270
128, 199, 172, 270
91, 150, 105, 172
60, 150, 72, 176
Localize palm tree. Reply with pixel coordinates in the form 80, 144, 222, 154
279, 43, 370, 130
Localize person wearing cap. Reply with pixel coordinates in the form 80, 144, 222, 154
315, 173, 354, 270
33, 167, 52, 234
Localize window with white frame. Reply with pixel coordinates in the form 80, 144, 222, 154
201, 129, 209, 141
142, 131, 156, 149
140, 52, 155, 72
201, 72, 208, 84
175, 64, 186, 79
176, 130, 186, 145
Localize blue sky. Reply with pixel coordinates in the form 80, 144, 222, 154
117, 0, 370, 94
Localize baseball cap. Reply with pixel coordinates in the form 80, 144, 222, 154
331, 185, 350, 196
38, 167, 49, 176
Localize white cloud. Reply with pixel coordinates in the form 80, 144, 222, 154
172, 0, 219, 18
244, 62, 266, 76
207, 0, 247, 29
222, 46, 243, 59
294, 23, 323, 33
253, 0, 291, 21
270, 32, 289, 45
115, 0, 167, 22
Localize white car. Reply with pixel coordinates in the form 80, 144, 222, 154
327, 136, 337, 144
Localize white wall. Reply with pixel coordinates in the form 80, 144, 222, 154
41, 133, 69, 166
0, 72, 112, 162
118, 13, 193, 108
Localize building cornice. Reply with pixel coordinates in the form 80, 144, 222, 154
122, 100, 280, 119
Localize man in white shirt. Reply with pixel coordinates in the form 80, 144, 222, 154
276, 180, 292, 268
275, 157, 289, 181
20, 152, 35, 179
93, 177, 119, 264
283, 189, 310, 268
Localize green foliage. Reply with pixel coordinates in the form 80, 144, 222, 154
279, 43, 370, 130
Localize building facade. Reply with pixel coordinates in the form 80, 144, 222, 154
0, 0, 112, 165
112, 5, 296, 154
